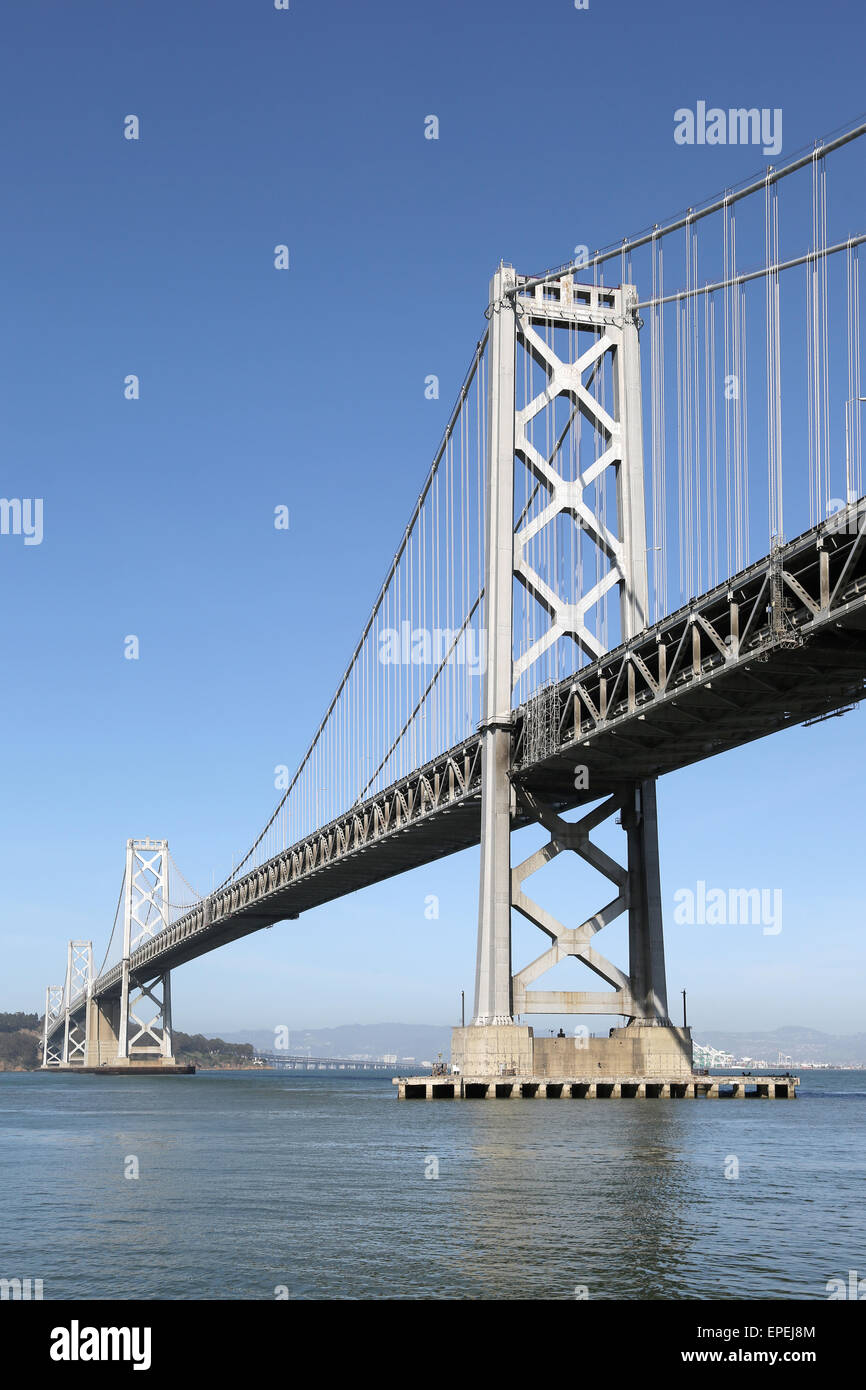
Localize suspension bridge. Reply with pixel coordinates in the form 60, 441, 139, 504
42, 119, 866, 1090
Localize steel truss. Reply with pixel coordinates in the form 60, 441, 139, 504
512, 499, 866, 769
90, 742, 484, 992
512, 276, 649, 677
511, 787, 668, 1023
126, 974, 172, 1060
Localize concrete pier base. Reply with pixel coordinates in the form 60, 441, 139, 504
397, 1022, 797, 1099
450, 1022, 694, 1080
46, 1064, 195, 1076
395, 1073, 798, 1099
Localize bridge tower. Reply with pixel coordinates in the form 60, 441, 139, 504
61, 940, 93, 1066
41, 984, 65, 1068
114, 838, 175, 1066
458, 265, 691, 1080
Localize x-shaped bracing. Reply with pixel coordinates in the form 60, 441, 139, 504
127, 979, 169, 1053
511, 788, 638, 1018
129, 850, 168, 951
513, 317, 629, 683
65, 1017, 87, 1063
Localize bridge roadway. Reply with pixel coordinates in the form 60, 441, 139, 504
257, 1054, 404, 1071
53, 505, 866, 1026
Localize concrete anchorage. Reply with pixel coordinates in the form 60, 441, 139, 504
397, 266, 797, 1101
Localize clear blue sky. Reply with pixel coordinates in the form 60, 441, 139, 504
1, 0, 864, 1038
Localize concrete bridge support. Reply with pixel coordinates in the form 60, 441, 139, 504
396, 1073, 797, 1099
83, 993, 121, 1068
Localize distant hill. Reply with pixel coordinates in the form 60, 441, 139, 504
0, 1016, 257, 1071
173, 1032, 257, 1068
0, 1012, 41, 1071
